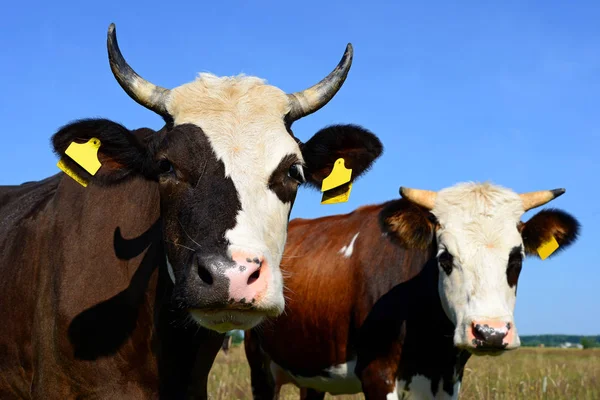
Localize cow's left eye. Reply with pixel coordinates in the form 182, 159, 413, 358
438, 250, 454, 275
288, 163, 305, 183
157, 158, 174, 175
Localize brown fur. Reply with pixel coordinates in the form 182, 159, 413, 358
379, 199, 435, 250
245, 201, 437, 398
0, 175, 225, 398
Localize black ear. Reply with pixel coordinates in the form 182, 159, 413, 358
520, 208, 580, 258
52, 119, 157, 185
300, 124, 382, 188
379, 198, 436, 250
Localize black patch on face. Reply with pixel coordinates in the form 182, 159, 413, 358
267, 153, 302, 205
438, 250, 453, 276
506, 246, 523, 288
158, 124, 242, 309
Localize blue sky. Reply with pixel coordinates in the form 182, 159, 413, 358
1, 1, 598, 335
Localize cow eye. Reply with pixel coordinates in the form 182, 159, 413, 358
506, 247, 523, 287
438, 250, 454, 275
158, 158, 174, 174
287, 163, 305, 183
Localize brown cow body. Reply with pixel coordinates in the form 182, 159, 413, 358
0, 174, 224, 398
245, 202, 460, 399
245, 183, 579, 399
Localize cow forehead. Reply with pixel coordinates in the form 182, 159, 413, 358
433, 183, 525, 260
166, 73, 301, 177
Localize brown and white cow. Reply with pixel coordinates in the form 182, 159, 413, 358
245, 182, 580, 399
0, 24, 382, 398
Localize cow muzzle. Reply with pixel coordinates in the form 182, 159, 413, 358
174, 252, 281, 332
459, 319, 519, 354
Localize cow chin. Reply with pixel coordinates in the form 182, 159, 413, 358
187, 287, 285, 332
188, 309, 267, 332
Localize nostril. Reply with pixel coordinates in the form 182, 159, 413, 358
472, 324, 487, 341
198, 264, 214, 285
247, 268, 261, 285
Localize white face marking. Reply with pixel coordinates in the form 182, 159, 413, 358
165, 74, 302, 315
271, 359, 362, 395
338, 232, 360, 258
431, 183, 523, 349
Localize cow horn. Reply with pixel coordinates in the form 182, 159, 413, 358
107, 23, 171, 119
399, 187, 437, 210
286, 44, 353, 122
520, 188, 565, 211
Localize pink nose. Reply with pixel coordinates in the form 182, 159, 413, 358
224, 252, 270, 305
468, 320, 514, 349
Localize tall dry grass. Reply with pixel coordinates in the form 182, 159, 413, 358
208, 347, 599, 399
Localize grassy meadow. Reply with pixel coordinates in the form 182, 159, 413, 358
208, 346, 600, 399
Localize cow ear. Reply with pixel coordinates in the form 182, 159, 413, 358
300, 124, 382, 188
52, 119, 157, 185
379, 199, 435, 250
520, 208, 580, 258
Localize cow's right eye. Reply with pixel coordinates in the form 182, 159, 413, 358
438, 250, 454, 275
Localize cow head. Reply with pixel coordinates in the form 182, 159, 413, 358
382, 182, 579, 354
52, 24, 382, 333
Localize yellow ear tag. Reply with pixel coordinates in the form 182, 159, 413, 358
320, 158, 353, 205
64, 138, 102, 175
321, 158, 352, 192
537, 236, 559, 260
321, 182, 353, 204
57, 159, 89, 187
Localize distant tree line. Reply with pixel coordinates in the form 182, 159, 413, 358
520, 335, 600, 348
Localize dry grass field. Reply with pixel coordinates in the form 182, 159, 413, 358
208, 346, 599, 399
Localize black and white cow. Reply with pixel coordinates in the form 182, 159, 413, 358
0, 24, 382, 397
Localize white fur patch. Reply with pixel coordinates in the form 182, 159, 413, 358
271, 359, 362, 395
339, 232, 360, 258
397, 375, 456, 399
165, 74, 302, 314
386, 381, 399, 400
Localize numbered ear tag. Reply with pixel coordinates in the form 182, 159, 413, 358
64, 138, 102, 175
537, 236, 559, 260
321, 158, 353, 204
56, 138, 102, 187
